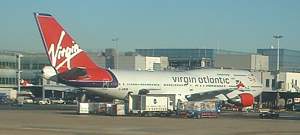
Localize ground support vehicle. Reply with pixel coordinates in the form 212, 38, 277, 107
259, 111, 279, 119
178, 100, 220, 119
128, 94, 175, 117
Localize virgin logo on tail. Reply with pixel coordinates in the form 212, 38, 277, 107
35, 13, 116, 84
48, 31, 83, 70
236, 81, 245, 90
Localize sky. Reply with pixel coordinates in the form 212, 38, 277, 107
0, 0, 300, 53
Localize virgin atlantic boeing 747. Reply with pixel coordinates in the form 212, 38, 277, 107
34, 12, 263, 107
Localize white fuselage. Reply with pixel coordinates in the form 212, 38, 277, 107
84, 69, 263, 100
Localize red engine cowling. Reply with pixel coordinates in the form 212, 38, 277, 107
239, 93, 254, 107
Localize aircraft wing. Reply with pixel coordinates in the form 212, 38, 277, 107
189, 89, 234, 101
138, 87, 239, 101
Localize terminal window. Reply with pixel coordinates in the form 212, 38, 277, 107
0, 77, 16, 85
0, 62, 16, 69
266, 79, 270, 87
272, 79, 276, 89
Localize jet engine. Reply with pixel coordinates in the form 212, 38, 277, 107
238, 93, 254, 107
42, 66, 58, 80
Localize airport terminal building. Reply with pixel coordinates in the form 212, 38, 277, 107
257, 49, 300, 72
0, 52, 18, 88
94, 48, 169, 71
0, 51, 49, 88
135, 49, 249, 70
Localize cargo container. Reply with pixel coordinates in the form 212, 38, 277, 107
115, 104, 125, 115
96, 103, 108, 114
128, 94, 174, 116
82, 102, 125, 116
106, 104, 126, 116
77, 103, 89, 114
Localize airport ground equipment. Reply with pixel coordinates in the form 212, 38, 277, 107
178, 100, 220, 118
38, 98, 51, 105
77, 103, 89, 114
79, 102, 126, 116
88, 102, 108, 114
0, 89, 17, 100
128, 94, 174, 116
23, 97, 33, 104
293, 104, 300, 111
0, 93, 9, 104
106, 104, 126, 116
50, 99, 65, 104
259, 110, 279, 119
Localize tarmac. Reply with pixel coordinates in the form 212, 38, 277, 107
0, 104, 300, 135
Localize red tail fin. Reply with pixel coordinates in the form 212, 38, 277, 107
34, 13, 114, 83
34, 13, 97, 73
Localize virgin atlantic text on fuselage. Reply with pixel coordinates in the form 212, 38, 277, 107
171, 76, 230, 85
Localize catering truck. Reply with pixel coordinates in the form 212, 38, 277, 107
128, 94, 175, 116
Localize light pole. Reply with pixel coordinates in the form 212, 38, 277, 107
273, 34, 283, 72
16, 53, 23, 95
273, 34, 283, 109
